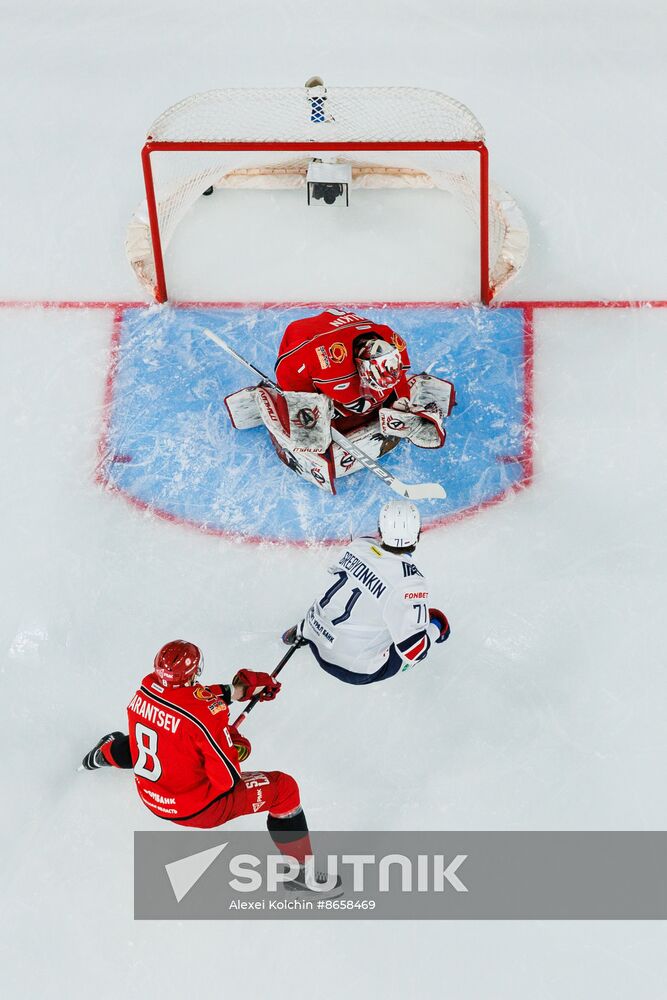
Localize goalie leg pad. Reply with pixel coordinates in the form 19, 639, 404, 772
256, 383, 292, 438
224, 386, 263, 430
248, 383, 335, 491
257, 385, 334, 453
269, 433, 336, 493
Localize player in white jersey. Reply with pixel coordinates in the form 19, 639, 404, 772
283, 500, 450, 684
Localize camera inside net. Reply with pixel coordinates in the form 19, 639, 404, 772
306, 160, 351, 207
311, 183, 345, 205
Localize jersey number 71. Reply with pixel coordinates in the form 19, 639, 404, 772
319, 569, 362, 624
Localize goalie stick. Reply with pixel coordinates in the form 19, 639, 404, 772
203, 328, 446, 501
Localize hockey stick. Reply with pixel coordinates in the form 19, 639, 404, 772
231, 642, 303, 728
203, 328, 446, 501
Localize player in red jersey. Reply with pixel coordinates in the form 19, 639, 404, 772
225, 308, 456, 493
82, 640, 333, 890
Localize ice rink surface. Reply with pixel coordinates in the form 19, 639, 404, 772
1, 2, 666, 998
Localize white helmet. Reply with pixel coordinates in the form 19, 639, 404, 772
378, 500, 421, 549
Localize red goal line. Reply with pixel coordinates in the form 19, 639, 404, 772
0, 299, 666, 312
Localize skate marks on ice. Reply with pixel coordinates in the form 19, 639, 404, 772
95, 304, 531, 544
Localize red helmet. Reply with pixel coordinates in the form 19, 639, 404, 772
153, 640, 203, 687
355, 337, 402, 393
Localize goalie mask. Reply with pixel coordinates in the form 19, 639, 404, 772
153, 640, 203, 688
355, 337, 402, 393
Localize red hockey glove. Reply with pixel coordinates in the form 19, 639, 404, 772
428, 608, 451, 644
228, 724, 251, 763
232, 669, 282, 701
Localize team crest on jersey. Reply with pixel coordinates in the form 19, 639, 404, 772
390, 332, 407, 352
315, 345, 330, 369
194, 685, 227, 714
402, 562, 424, 578
329, 342, 348, 363
193, 685, 214, 701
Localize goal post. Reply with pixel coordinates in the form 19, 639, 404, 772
128, 84, 527, 304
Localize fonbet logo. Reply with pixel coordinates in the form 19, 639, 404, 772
164, 845, 468, 902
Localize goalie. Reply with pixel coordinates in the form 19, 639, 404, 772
225, 308, 455, 493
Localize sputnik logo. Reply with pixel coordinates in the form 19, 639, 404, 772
165, 842, 228, 902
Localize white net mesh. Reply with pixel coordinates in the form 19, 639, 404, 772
147, 87, 486, 143
127, 86, 528, 300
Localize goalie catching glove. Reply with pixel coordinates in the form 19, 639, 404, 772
379, 398, 445, 449
232, 669, 282, 702
378, 373, 455, 449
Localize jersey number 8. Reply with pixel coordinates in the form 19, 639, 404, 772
134, 723, 162, 781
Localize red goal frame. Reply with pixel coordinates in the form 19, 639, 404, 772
141, 139, 491, 305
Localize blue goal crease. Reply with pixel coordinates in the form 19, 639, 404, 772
100, 305, 529, 543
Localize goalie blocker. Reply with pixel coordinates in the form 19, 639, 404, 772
225, 373, 455, 494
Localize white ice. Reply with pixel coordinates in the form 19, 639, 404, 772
1, 2, 667, 999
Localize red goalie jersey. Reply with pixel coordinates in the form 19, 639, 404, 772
275, 309, 411, 432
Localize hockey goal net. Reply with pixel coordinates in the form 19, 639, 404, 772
127, 84, 528, 303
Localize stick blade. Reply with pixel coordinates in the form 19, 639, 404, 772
203, 328, 226, 349
400, 481, 447, 500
